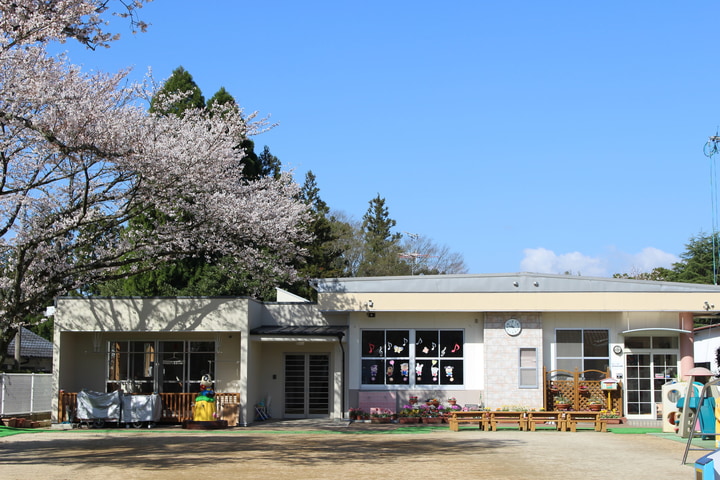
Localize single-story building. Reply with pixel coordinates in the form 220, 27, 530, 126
4, 327, 53, 372
51, 273, 720, 425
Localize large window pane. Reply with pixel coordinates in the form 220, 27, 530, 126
416, 330, 439, 358
557, 330, 582, 356
583, 330, 608, 357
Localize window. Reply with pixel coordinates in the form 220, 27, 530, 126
556, 329, 609, 380
107, 340, 215, 393
519, 348, 538, 388
361, 329, 464, 386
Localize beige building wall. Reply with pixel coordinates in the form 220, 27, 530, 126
484, 313, 543, 408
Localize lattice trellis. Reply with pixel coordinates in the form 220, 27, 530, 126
544, 368, 622, 414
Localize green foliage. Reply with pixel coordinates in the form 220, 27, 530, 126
614, 232, 719, 285
149, 66, 205, 116
357, 195, 409, 277
282, 171, 346, 300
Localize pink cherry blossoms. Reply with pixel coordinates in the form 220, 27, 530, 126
0, 0, 311, 354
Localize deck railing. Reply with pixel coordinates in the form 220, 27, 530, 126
58, 391, 241, 424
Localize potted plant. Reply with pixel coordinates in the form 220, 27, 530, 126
447, 397, 457, 406
397, 405, 421, 424
348, 407, 366, 421
587, 397, 604, 411
419, 403, 443, 424
554, 395, 571, 411
370, 410, 393, 424
600, 409, 624, 424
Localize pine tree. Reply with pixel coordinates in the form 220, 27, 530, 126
357, 195, 409, 276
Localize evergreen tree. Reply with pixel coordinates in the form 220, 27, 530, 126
149, 66, 205, 116
284, 172, 345, 299
357, 195, 409, 276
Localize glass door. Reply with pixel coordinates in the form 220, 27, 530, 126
625, 353, 677, 418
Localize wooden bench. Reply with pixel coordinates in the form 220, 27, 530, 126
526, 411, 565, 431
448, 411, 489, 431
488, 411, 527, 431
564, 411, 606, 432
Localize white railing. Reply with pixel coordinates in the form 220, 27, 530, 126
0, 373, 52, 415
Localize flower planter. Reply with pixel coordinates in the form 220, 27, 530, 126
422, 417, 443, 424
555, 403, 570, 411
398, 417, 420, 424
603, 418, 624, 424
587, 404, 602, 411
370, 417, 392, 424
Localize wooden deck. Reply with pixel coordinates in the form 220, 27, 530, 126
58, 391, 241, 424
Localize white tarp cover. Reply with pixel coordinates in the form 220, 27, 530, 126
121, 394, 162, 422
76, 390, 121, 421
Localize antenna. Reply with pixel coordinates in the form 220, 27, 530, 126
705, 133, 720, 285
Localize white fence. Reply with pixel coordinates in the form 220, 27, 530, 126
0, 373, 52, 415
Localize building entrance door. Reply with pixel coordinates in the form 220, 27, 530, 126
625, 352, 678, 418
284, 353, 330, 418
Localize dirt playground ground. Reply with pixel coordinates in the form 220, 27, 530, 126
0, 421, 709, 480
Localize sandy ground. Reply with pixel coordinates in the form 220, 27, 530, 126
0, 422, 709, 480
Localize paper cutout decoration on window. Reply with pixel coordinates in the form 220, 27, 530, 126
401, 362, 409, 381
445, 365, 454, 382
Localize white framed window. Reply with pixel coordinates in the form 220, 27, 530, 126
360, 329, 464, 386
555, 329, 609, 380
519, 348, 538, 388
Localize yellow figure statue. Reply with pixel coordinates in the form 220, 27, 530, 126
193, 374, 216, 421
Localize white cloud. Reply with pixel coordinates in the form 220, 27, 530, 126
520, 246, 679, 277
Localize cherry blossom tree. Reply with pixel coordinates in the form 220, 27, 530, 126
0, 1, 311, 369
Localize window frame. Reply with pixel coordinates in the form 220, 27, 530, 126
519, 347, 538, 389
360, 328, 465, 388
555, 328, 610, 379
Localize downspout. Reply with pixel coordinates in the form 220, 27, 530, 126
337, 333, 345, 419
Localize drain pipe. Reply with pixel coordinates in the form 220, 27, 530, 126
337, 333, 346, 419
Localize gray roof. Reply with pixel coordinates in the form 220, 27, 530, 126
7, 327, 53, 358
250, 325, 348, 337
312, 272, 720, 294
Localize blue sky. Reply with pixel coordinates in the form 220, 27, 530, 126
54, 1, 720, 276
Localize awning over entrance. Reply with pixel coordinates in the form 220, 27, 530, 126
619, 328, 691, 335
249, 325, 347, 342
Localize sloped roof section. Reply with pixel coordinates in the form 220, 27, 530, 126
312, 273, 720, 294
7, 327, 53, 358
250, 325, 348, 337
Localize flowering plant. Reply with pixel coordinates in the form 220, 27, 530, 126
348, 408, 366, 419
588, 396, 604, 405
370, 408, 394, 418
418, 403, 443, 417
447, 397, 456, 402
397, 405, 421, 417
599, 409, 621, 419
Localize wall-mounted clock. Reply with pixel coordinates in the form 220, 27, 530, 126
504, 318, 522, 336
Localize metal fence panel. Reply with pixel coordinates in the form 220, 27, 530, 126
0, 373, 53, 415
